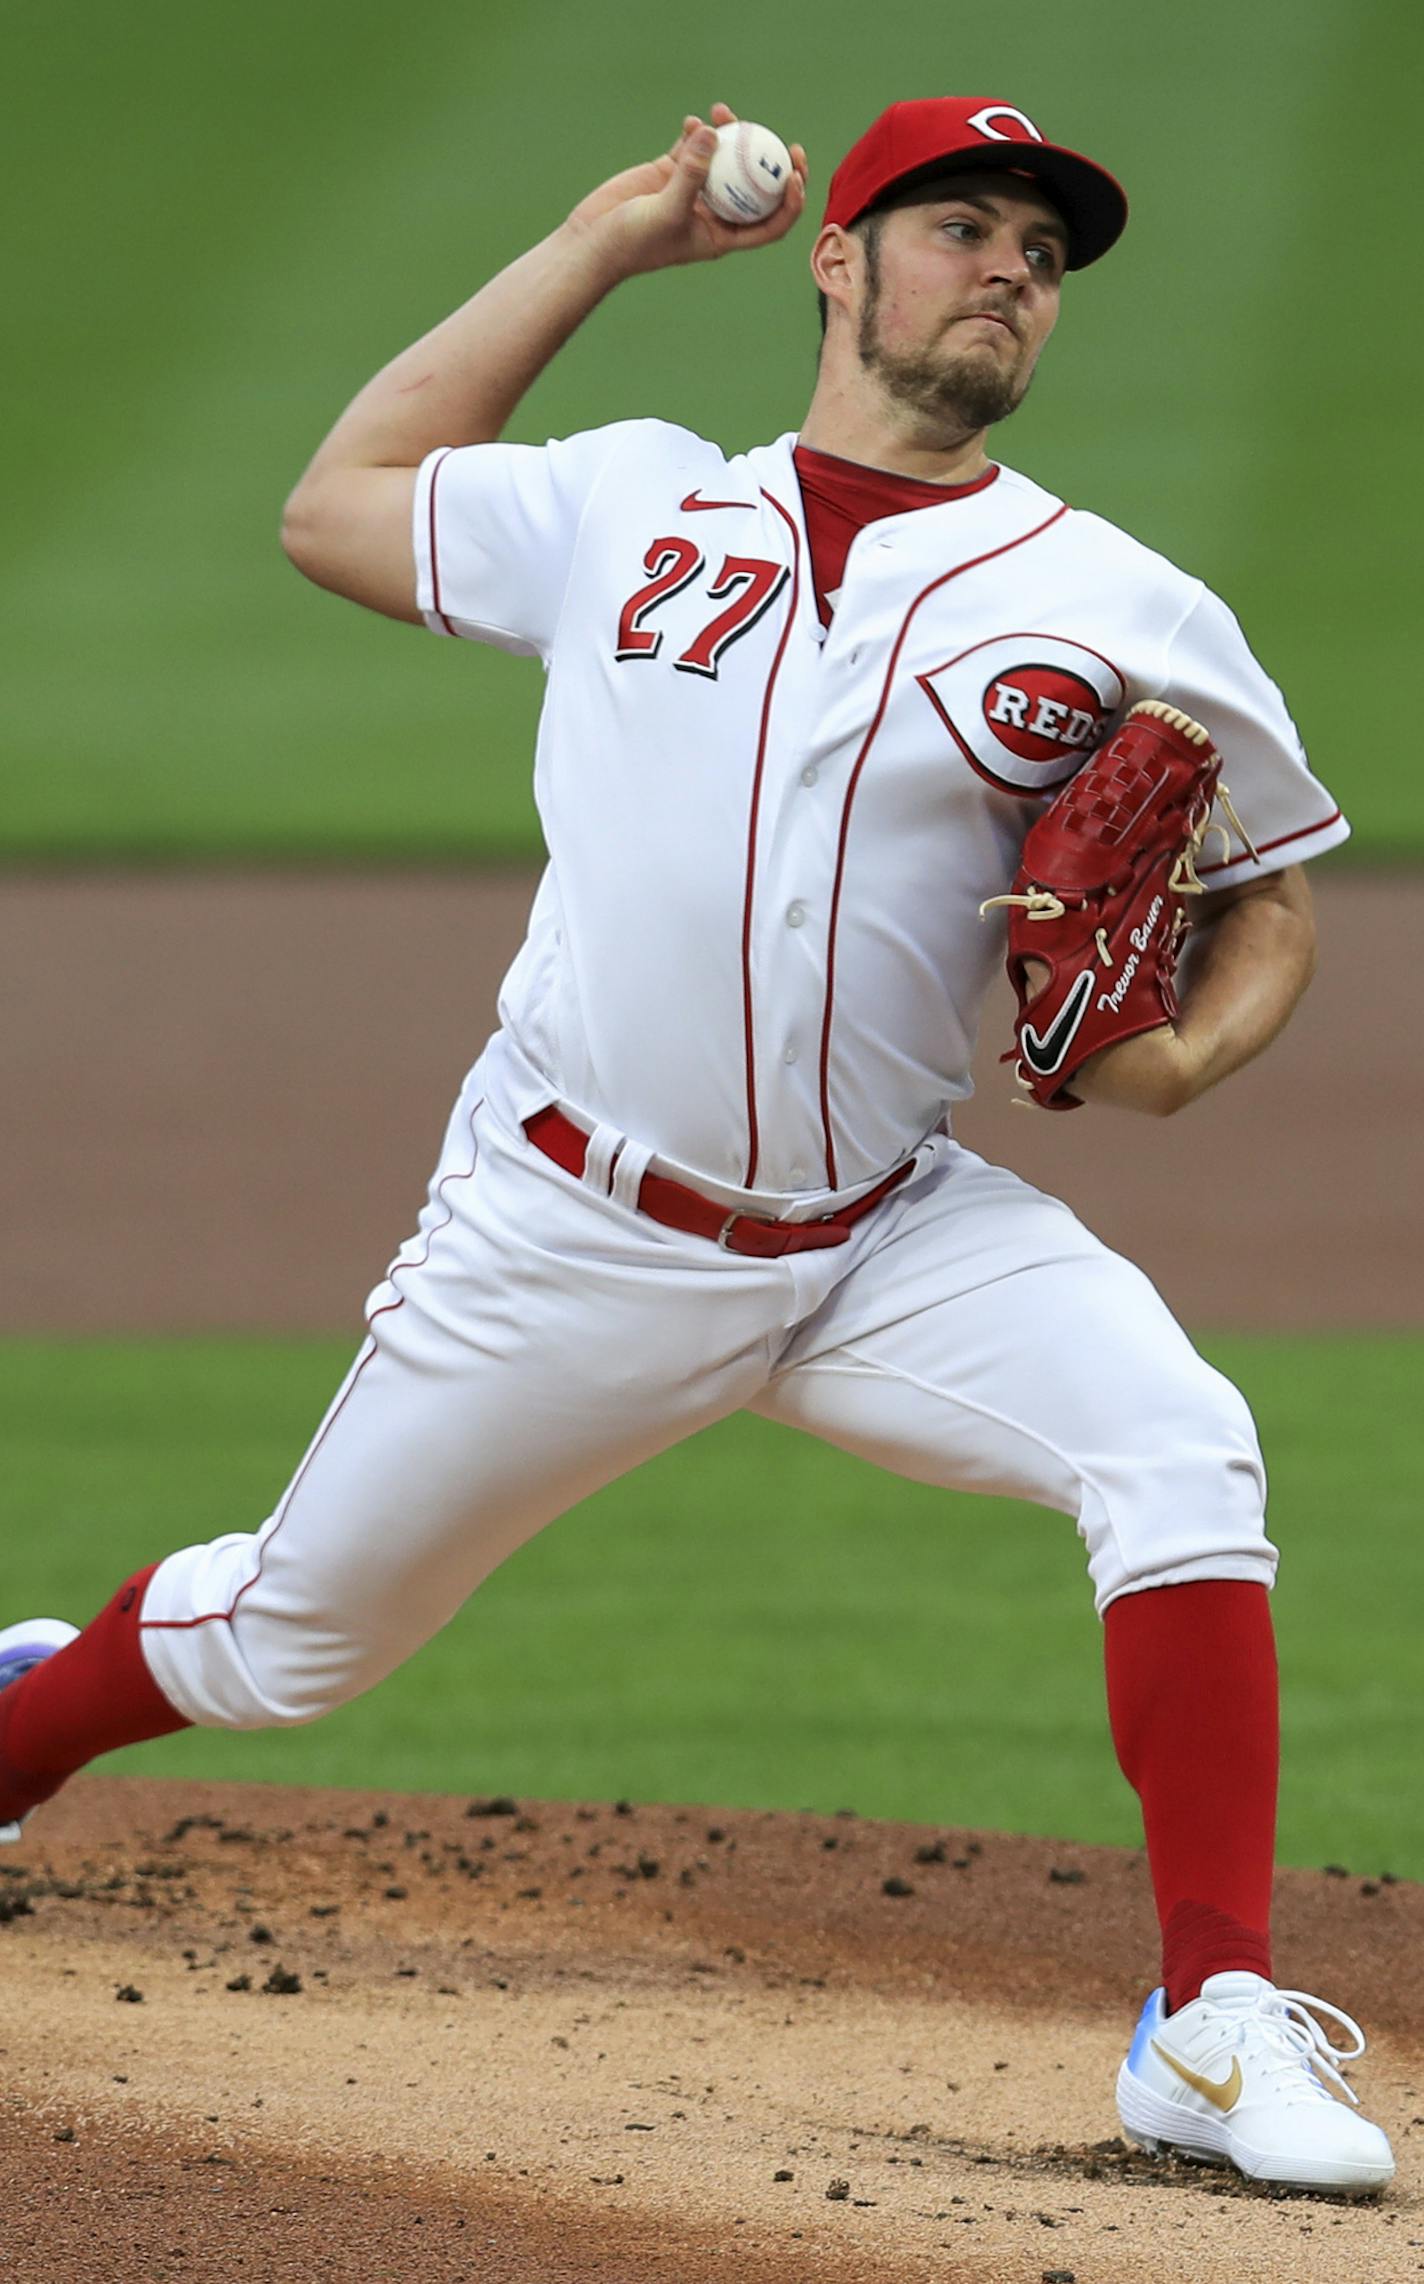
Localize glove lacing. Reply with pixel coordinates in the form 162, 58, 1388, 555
1169, 782, 1260, 893
981, 780, 1260, 928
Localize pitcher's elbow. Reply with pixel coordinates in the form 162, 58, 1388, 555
280, 482, 324, 580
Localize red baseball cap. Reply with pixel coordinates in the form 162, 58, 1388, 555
824, 98, 1128, 270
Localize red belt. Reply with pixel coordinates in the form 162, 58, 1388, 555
524, 1107, 914, 1259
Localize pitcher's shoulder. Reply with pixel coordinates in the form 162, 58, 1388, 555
1003, 472, 1201, 606
578, 418, 773, 499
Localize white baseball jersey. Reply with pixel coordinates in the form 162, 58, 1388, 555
413, 422, 1346, 1206
136, 433, 1293, 1745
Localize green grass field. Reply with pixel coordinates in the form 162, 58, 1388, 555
2, 1332, 1418, 1879
6, 0, 1422, 861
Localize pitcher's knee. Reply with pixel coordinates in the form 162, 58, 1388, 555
139, 1537, 383, 1731
145, 1607, 381, 1731
1080, 1362, 1275, 1613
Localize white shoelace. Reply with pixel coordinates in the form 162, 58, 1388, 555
1225, 1987, 1368, 2107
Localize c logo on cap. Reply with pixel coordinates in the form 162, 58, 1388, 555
965, 105, 1044, 144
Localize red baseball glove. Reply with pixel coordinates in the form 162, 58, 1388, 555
981, 699, 1256, 1111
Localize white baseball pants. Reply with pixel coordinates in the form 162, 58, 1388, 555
141, 1066, 1274, 1731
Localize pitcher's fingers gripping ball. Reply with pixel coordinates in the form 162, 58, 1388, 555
702, 119, 794, 224
981, 700, 1259, 1110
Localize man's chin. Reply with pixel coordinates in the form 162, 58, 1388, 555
944, 335, 1024, 382
925, 356, 1027, 430
859, 329, 1031, 433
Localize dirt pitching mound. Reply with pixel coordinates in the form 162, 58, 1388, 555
1, 1779, 1419, 2282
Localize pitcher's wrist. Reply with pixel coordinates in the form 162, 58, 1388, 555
556, 208, 644, 292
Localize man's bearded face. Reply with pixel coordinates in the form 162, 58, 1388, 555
851, 181, 1065, 437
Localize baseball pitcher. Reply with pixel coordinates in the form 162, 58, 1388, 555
0, 98, 1393, 2191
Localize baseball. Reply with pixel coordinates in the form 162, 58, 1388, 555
703, 119, 793, 226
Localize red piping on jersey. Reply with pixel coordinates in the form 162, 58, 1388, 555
427, 448, 457, 635
1197, 807, 1343, 875
143, 1099, 485, 1636
738, 489, 802, 1190
817, 503, 1070, 1187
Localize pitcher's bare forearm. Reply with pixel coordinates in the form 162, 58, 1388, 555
306, 226, 626, 481
280, 107, 807, 620
1074, 865, 1316, 1116
278, 228, 623, 617
1175, 863, 1316, 1088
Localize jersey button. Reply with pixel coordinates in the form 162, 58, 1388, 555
786, 902, 805, 929
789, 1165, 807, 1185
800, 764, 819, 788
783, 1044, 798, 1065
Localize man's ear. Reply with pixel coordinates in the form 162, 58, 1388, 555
811, 224, 857, 323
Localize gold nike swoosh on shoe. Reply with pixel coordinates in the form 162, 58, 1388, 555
1151, 2042, 1244, 2112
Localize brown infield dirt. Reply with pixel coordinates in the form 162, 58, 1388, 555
1, 866, 1421, 2277
2, 1779, 1421, 2284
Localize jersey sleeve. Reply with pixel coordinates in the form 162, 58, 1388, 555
412, 425, 639, 658
1161, 586, 1349, 887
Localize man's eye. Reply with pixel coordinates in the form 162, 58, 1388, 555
1027, 245, 1058, 272
944, 219, 979, 240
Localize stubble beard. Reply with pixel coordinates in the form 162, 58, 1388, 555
856, 247, 1032, 438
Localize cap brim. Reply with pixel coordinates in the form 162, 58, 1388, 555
863, 143, 1127, 270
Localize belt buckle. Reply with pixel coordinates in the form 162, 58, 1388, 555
717, 1209, 787, 1258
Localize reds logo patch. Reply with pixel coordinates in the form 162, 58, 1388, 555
918, 634, 1125, 796
981, 664, 1104, 761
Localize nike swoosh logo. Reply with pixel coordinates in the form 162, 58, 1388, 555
1151, 2041, 1244, 2113
680, 490, 755, 512
1020, 968, 1096, 1077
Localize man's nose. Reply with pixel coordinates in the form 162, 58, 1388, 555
981, 236, 1031, 290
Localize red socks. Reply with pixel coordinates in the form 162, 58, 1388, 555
0, 1566, 191, 1825
2, 1561, 1280, 2025
1104, 1579, 1278, 2014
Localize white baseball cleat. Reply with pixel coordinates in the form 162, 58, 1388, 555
0, 1619, 79, 1844
1116, 1971, 1396, 2194
1120, 1964, 1398, 2192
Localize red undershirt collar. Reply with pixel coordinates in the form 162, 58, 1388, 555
794, 442, 999, 516
791, 444, 1000, 627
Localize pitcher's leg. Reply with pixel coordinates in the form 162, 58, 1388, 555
0, 1569, 189, 1831
758, 1161, 1272, 1609
1105, 1578, 1277, 2008
755, 1149, 1277, 2002
0, 1100, 784, 1827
